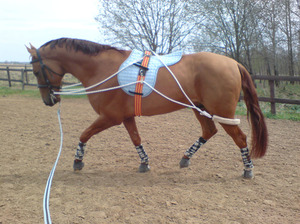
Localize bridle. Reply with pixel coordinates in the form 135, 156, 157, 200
30, 49, 64, 90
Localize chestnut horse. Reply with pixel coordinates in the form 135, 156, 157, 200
27, 38, 268, 178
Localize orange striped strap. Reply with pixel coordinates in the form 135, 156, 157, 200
134, 51, 152, 116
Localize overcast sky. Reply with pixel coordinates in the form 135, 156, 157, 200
0, 0, 102, 62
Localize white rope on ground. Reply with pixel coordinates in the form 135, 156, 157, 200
43, 103, 63, 224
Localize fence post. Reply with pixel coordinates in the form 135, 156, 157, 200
6, 66, 12, 87
21, 69, 25, 90
269, 80, 276, 114
25, 65, 29, 84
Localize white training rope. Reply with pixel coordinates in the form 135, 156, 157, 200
53, 54, 212, 118
54, 52, 241, 126
148, 52, 240, 124
56, 57, 144, 95
150, 51, 212, 118
43, 103, 63, 224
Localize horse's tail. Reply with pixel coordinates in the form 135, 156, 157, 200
238, 64, 268, 158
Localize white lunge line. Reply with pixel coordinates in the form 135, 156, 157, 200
54, 52, 240, 125
43, 103, 63, 224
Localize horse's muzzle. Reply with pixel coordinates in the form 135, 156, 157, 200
43, 93, 60, 106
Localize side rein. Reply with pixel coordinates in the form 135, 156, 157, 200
30, 49, 64, 90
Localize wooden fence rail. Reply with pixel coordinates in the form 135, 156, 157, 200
0, 67, 35, 90
0, 66, 74, 90
1, 66, 299, 114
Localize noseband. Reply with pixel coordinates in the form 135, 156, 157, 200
30, 49, 64, 90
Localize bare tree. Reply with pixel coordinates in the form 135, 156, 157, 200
282, 0, 295, 81
189, 0, 299, 77
96, 0, 198, 53
259, 0, 282, 79
190, 0, 260, 65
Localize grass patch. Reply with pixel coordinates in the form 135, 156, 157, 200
236, 102, 300, 121
0, 86, 87, 99
0, 86, 40, 98
236, 82, 300, 121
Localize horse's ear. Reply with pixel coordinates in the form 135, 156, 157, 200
29, 43, 36, 50
25, 45, 31, 53
26, 43, 37, 57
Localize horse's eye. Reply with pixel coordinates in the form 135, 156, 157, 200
34, 71, 39, 77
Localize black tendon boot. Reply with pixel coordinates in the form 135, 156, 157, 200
73, 142, 86, 171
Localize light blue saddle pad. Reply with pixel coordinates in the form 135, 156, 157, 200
118, 49, 183, 97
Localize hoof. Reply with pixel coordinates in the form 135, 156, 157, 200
73, 160, 84, 171
139, 163, 150, 173
243, 169, 254, 179
179, 157, 190, 168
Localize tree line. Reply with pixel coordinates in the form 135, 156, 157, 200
96, 0, 299, 78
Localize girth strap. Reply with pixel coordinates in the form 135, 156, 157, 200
133, 51, 152, 116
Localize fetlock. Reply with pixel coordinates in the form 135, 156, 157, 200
240, 147, 254, 179
240, 147, 254, 170
73, 142, 86, 171
75, 142, 86, 161
180, 137, 206, 168
136, 145, 149, 164
184, 137, 206, 159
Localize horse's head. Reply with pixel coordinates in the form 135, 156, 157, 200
26, 44, 64, 106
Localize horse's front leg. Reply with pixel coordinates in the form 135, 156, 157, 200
123, 117, 150, 173
73, 115, 119, 171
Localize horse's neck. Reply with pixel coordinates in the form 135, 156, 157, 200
62, 50, 131, 87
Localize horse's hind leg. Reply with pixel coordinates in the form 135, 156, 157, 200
123, 117, 150, 172
220, 124, 254, 178
73, 115, 119, 171
180, 109, 218, 168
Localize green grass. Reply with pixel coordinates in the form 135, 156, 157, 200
236, 82, 300, 121
0, 86, 40, 97
235, 102, 300, 121
0, 86, 87, 99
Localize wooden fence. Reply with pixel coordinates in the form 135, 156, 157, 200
248, 75, 300, 114
0, 66, 34, 89
1, 65, 299, 114
0, 65, 76, 90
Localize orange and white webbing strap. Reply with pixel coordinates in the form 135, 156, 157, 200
134, 51, 152, 116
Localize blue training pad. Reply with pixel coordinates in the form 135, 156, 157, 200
118, 49, 183, 97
